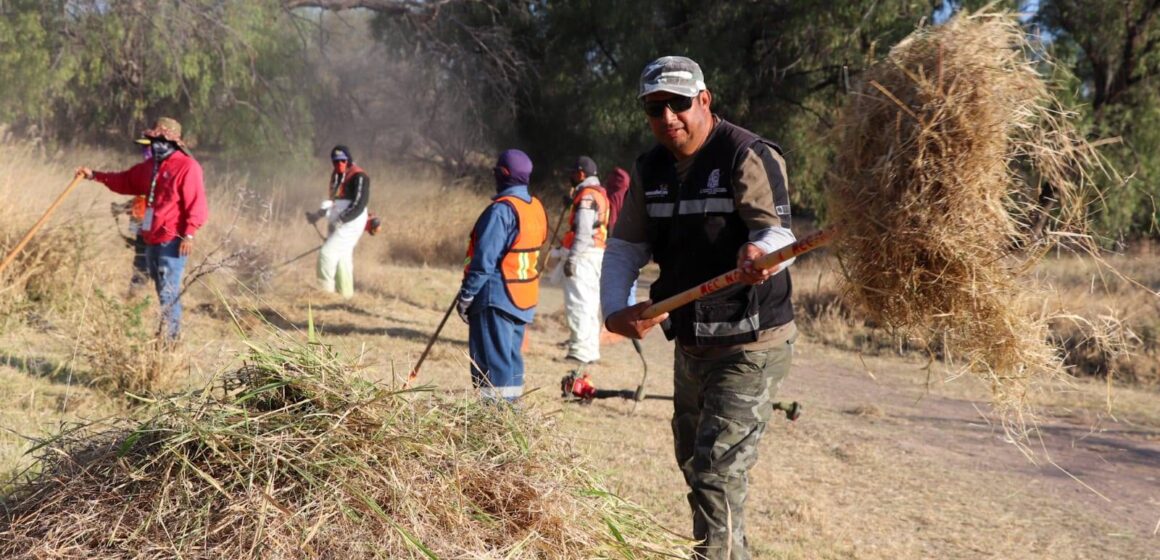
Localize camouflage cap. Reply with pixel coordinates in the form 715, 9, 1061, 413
141, 117, 187, 150
638, 56, 707, 99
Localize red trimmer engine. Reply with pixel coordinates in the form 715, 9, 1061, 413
560, 370, 599, 401
365, 211, 383, 236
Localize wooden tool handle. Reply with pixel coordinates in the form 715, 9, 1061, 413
406, 296, 458, 386
641, 227, 838, 320
0, 174, 85, 277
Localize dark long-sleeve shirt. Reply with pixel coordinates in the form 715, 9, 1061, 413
601, 118, 796, 321
331, 171, 369, 223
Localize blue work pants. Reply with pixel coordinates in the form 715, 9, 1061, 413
145, 238, 187, 341
467, 306, 526, 401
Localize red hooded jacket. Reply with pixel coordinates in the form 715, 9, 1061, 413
93, 150, 208, 245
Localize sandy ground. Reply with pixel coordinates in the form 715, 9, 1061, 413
3, 251, 1159, 559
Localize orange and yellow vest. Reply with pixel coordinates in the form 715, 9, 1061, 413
562, 185, 610, 250
463, 195, 549, 310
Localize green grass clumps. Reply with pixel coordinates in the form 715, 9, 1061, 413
0, 332, 692, 559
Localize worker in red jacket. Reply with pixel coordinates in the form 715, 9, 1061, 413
78, 117, 208, 342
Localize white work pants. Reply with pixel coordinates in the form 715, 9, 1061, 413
317, 200, 367, 299
564, 248, 604, 362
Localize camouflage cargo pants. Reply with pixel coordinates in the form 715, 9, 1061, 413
672, 335, 795, 560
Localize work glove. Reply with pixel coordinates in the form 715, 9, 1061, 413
456, 296, 474, 324
563, 257, 576, 278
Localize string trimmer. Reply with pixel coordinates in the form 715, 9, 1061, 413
560, 371, 802, 421
281, 211, 384, 271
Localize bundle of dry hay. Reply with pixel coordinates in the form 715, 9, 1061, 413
0, 332, 691, 558
828, 11, 1107, 423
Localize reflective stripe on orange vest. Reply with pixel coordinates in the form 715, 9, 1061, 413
329, 164, 366, 200
562, 185, 610, 250
463, 195, 549, 311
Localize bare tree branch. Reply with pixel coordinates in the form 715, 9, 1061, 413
283, 0, 455, 14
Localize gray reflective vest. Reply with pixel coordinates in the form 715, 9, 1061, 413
637, 119, 793, 346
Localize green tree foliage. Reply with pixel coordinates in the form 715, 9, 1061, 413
362, 0, 942, 213
1034, 0, 1160, 239
0, 0, 311, 151
2, 0, 1156, 238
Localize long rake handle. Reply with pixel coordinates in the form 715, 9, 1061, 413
641, 227, 839, 320
406, 295, 458, 385
0, 174, 85, 277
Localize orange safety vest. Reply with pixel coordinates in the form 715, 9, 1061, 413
562, 185, 610, 250
463, 195, 549, 310
329, 165, 367, 199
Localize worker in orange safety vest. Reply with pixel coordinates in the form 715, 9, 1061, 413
560, 156, 609, 364
456, 149, 548, 401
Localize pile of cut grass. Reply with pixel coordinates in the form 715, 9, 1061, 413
0, 328, 691, 558
827, 10, 1109, 426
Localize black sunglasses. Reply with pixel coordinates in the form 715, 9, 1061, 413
642, 95, 695, 118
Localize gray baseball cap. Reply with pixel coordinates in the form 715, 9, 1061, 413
638, 56, 707, 98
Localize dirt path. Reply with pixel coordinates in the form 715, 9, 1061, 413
519, 281, 1160, 559
205, 265, 1159, 558
12, 256, 1151, 559
791, 347, 1160, 540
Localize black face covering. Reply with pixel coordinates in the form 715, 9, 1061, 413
150, 139, 176, 162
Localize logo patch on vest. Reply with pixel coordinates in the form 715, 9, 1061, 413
645, 184, 669, 198
700, 169, 725, 195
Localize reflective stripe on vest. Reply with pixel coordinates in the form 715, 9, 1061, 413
562, 186, 610, 250
463, 195, 548, 311
329, 165, 366, 200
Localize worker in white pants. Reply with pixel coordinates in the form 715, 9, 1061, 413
561, 156, 610, 364
311, 145, 370, 299
564, 247, 604, 362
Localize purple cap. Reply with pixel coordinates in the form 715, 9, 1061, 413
494, 149, 533, 190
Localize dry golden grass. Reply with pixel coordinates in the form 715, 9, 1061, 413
828, 11, 1111, 430
0, 328, 693, 558
796, 248, 1160, 390
0, 140, 692, 558
1, 109, 1157, 558
1035, 245, 1160, 387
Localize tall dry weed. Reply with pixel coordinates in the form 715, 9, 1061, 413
0, 139, 103, 318
66, 289, 185, 400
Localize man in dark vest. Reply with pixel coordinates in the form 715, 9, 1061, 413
601, 56, 798, 560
